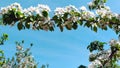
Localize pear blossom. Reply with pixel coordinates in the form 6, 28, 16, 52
23, 6, 36, 16
96, 7, 113, 19
65, 5, 78, 12
81, 11, 95, 20
23, 9, 32, 16
88, 62, 96, 68
80, 6, 87, 11
1, 7, 8, 14
116, 41, 120, 45
88, 60, 102, 68
37, 4, 51, 12
23, 4, 50, 17
54, 7, 65, 16
109, 39, 120, 47
114, 13, 120, 20
88, 2, 94, 7
1, 2, 22, 14
104, 6, 110, 10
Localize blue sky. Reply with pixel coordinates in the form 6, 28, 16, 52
0, 0, 120, 68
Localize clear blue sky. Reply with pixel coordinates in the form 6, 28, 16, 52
0, 0, 120, 68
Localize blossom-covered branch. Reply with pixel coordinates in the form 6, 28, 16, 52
0, 0, 120, 34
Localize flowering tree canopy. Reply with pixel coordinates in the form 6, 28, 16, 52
0, 0, 119, 34
87, 39, 120, 68
0, 40, 48, 68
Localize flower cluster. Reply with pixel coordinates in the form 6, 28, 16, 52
88, 59, 102, 68
88, 50, 112, 68
88, 0, 106, 10
0, 2, 50, 16
54, 5, 80, 30
1, 2, 22, 14
54, 7, 65, 16
23, 4, 50, 16
97, 50, 111, 60
96, 6, 120, 20
96, 6, 111, 18
54, 5, 96, 21
109, 39, 120, 47
80, 6, 95, 20
23, 4, 52, 31
54, 5, 78, 17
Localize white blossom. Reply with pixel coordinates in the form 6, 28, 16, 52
113, 13, 120, 21
94, 60, 102, 65
37, 4, 51, 12
1, 7, 8, 14
88, 60, 102, 68
80, 6, 95, 20
96, 7, 113, 19
97, 50, 111, 60
109, 39, 120, 47
35, 9, 41, 16
81, 11, 95, 20
23, 8, 32, 16
65, 5, 78, 12
1, 2, 22, 14
54, 7, 65, 16
116, 41, 120, 45
80, 6, 87, 11
113, 13, 118, 17
11, 2, 22, 10
88, 2, 94, 7
23, 4, 50, 16
88, 62, 96, 68
104, 6, 110, 10
91, 23, 97, 27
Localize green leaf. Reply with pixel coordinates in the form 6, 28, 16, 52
72, 22, 78, 30
103, 26, 107, 30
17, 23, 24, 30
3, 14, 13, 25
63, 13, 69, 20
59, 25, 63, 32
16, 11, 24, 19
30, 17, 34, 22
49, 26, 54, 31
108, 24, 112, 28
84, 22, 91, 28
3, 33, 8, 40
42, 11, 48, 17
77, 20, 83, 26
25, 22, 30, 29
74, 12, 80, 16
93, 26, 97, 32
52, 15, 58, 22
94, 0, 99, 5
